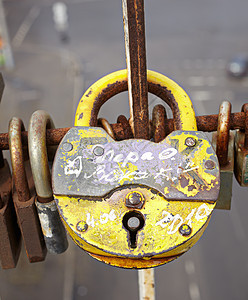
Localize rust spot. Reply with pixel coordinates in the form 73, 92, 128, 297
85, 90, 92, 97
180, 176, 189, 188
188, 185, 196, 192
78, 112, 84, 120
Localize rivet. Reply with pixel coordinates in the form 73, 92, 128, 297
76, 221, 88, 232
93, 146, 104, 156
179, 224, 192, 236
126, 191, 144, 206
185, 137, 196, 147
63, 142, 73, 152
205, 159, 215, 170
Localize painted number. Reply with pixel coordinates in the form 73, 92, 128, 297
155, 204, 211, 234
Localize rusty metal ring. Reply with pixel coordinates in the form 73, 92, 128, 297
152, 104, 167, 143
28, 110, 55, 201
98, 118, 115, 140
242, 103, 248, 149
9, 117, 30, 202
216, 101, 231, 166
75, 70, 197, 131
117, 115, 133, 139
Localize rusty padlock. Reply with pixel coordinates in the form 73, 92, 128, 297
234, 104, 248, 186
28, 110, 68, 254
212, 101, 234, 210
0, 150, 21, 269
152, 104, 169, 142
9, 117, 47, 262
53, 69, 220, 269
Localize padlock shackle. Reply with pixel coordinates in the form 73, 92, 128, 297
216, 101, 231, 166
9, 117, 30, 202
28, 110, 55, 201
75, 69, 197, 131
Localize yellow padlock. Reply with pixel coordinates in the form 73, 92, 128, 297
52, 69, 220, 269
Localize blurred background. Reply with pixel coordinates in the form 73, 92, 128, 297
0, 0, 248, 299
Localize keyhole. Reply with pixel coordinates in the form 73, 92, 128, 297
123, 211, 145, 249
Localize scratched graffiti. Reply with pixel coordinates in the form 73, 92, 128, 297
63, 142, 200, 186
155, 203, 211, 234
53, 127, 219, 200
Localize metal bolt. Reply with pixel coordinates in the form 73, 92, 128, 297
76, 221, 88, 232
126, 191, 143, 206
63, 142, 73, 152
93, 146, 104, 156
185, 137, 196, 147
179, 224, 192, 236
127, 216, 140, 231
205, 159, 215, 170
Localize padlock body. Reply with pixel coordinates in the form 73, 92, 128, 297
0, 160, 21, 269
53, 127, 220, 268
212, 131, 234, 210
234, 130, 248, 186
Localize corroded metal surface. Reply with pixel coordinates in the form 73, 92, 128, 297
0, 112, 247, 149
36, 199, 68, 254
242, 103, 248, 149
52, 70, 220, 269
9, 118, 30, 202
98, 118, 116, 139
28, 110, 54, 202
122, 0, 149, 139
116, 115, 133, 140
88, 252, 181, 269
216, 101, 231, 166
212, 131, 234, 210
234, 130, 248, 186
0, 159, 21, 269
54, 184, 214, 266
152, 104, 167, 143
53, 127, 219, 201
53, 125, 219, 267
9, 117, 47, 262
28, 110, 68, 254
74, 69, 197, 131
234, 104, 248, 186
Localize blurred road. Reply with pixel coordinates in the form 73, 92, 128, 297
1, 0, 248, 299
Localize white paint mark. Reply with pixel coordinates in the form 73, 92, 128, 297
185, 260, 195, 276
64, 156, 82, 178
12, 7, 40, 48
183, 166, 199, 173
39, 213, 53, 237
167, 214, 183, 234
159, 148, 177, 160
185, 208, 196, 227
192, 91, 212, 102
154, 168, 173, 179
122, 152, 139, 167
195, 204, 210, 221
141, 152, 154, 161
155, 211, 174, 228
189, 282, 201, 300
